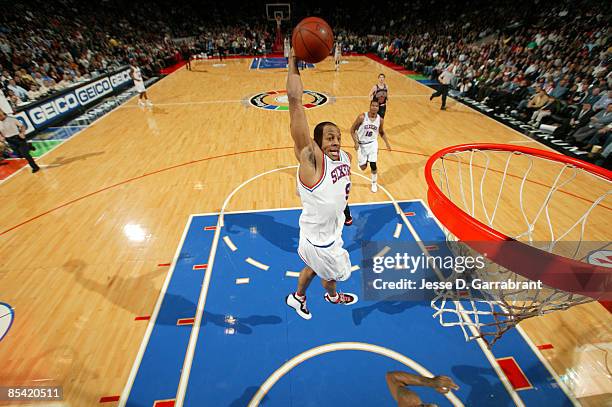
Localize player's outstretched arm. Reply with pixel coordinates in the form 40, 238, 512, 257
386, 371, 459, 396
287, 50, 315, 162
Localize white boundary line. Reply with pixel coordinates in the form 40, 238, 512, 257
515, 325, 580, 405
174, 205, 224, 406
119, 98, 244, 108
118, 215, 195, 407
248, 342, 464, 406
116, 94, 426, 109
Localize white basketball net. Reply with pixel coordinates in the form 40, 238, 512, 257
428, 148, 611, 346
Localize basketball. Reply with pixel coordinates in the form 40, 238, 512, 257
291, 17, 334, 63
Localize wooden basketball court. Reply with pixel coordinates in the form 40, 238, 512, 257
0, 55, 610, 406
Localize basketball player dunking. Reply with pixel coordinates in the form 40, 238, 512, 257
130, 60, 152, 107
350, 100, 391, 193
285, 49, 358, 320
369, 73, 389, 118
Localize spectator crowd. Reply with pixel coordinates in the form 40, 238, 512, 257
0, 0, 274, 111
1, 0, 610, 165
368, 0, 610, 165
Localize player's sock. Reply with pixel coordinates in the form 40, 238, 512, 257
328, 293, 339, 302
372, 173, 378, 184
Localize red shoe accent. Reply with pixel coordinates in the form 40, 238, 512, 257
325, 292, 358, 305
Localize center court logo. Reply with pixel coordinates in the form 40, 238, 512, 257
249, 90, 328, 111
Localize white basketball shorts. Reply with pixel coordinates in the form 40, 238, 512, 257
134, 80, 146, 93
358, 142, 378, 166
298, 235, 352, 282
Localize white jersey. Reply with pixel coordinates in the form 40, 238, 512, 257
357, 112, 380, 145
334, 44, 341, 59
297, 150, 351, 246
0, 89, 13, 114
131, 66, 143, 83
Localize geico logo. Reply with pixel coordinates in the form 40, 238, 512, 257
28, 93, 79, 125
110, 70, 131, 87
76, 79, 112, 104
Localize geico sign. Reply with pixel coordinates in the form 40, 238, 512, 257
28, 93, 80, 125
110, 70, 131, 87
76, 78, 113, 104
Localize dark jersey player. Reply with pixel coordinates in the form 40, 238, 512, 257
370, 73, 389, 118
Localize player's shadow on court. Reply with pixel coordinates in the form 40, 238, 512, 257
49, 151, 105, 166
351, 294, 420, 325
225, 213, 300, 253
230, 386, 268, 406
64, 259, 197, 326
451, 365, 510, 406
345, 207, 398, 253
203, 310, 282, 335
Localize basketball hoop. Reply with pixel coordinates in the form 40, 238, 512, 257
424, 143, 612, 346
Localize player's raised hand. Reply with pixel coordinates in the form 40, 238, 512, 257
432, 376, 459, 394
